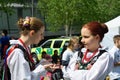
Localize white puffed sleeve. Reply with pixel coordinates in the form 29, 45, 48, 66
7, 49, 47, 80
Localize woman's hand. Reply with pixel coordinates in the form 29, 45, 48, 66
44, 63, 53, 68
75, 63, 80, 70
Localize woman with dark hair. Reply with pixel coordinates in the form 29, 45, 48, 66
52, 50, 60, 64
68, 22, 114, 80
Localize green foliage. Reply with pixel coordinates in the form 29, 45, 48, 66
37, 0, 120, 32
0, 0, 30, 15
96, 0, 120, 22
0, 0, 30, 4
0, 0, 119, 32
38, 0, 82, 31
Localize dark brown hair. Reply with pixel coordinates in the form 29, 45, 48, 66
2, 29, 8, 36
113, 35, 120, 43
83, 21, 108, 42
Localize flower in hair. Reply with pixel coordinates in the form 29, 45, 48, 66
23, 16, 30, 27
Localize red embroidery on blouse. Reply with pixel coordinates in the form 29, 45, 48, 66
82, 49, 98, 63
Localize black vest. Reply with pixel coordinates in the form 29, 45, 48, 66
78, 50, 106, 69
2, 44, 35, 80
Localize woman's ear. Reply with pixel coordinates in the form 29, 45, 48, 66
95, 34, 100, 40
30, 30, 35, 36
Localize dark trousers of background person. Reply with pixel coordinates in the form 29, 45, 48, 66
52, 69, 64, 80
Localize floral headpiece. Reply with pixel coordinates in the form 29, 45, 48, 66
23, 16, 31, 27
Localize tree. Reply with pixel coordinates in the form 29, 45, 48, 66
96, 0, 120, 22
37, 0, 120, 36
38, 0, 83, 36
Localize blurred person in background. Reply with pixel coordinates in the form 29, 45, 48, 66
61, 36, 79, 80
109, 35, 120, 80
0, 29, 10, 59
52, 50, 60, 64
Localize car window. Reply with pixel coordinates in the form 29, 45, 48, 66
53, 40, 62, 48
63, 41, 69, 48
41, 40, 52, 48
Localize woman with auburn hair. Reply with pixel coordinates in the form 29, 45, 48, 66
68, 22, 114, 80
